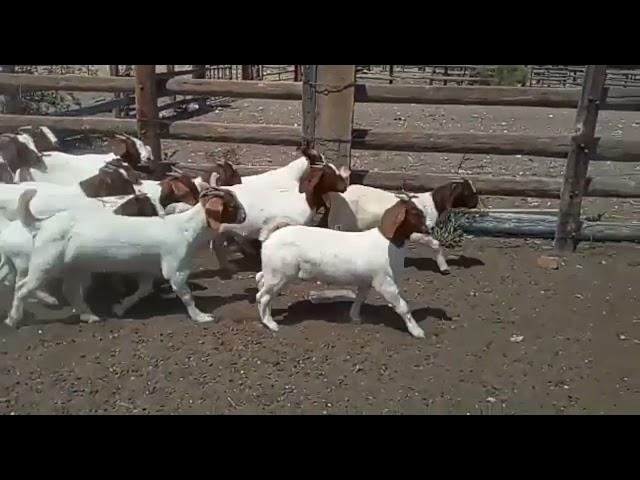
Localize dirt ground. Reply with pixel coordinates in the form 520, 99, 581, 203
2, 92, 640, 414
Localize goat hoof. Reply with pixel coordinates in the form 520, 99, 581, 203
409, 326, 426, 339
440, 269, 451, 276
112, 305, 126, 317
38, 295, 59, 307
193, 313, 215, 323
80, 314, 102, 324
262, 319, 279, 332
350, 314, 362, 324
4, 317, 18, 328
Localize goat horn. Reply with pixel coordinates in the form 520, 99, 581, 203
395, 192, 418, 201
200, 186, 225, 195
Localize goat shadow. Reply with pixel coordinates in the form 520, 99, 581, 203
271, 299, 451, 334
405, 255, 484, 274
190, 255, 261, 281
15, 289, 248, 327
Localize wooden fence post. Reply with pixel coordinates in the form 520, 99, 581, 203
301, 65, 317, 147
241, 65, 253, 81
166, 65, 176, 103
193, 65, 206, 80
109, 65, 123, 118
134, 65, 162, 167
0, 65, 20, 114
302, 65, 356, 169
554, 65, 608, 253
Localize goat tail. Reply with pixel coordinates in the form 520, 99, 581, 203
17, 189, 42, 235
259, 216, 297, 242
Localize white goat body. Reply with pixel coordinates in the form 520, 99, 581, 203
0, 182, 146, 220
213, 155, 350, 271
27, 152, 121, 185
325, 185, 439, 231
4, 188, 243, 328
238, 156, 311, 189
325, 185, 449, 273
0, 193, 160, 306
255, 218, 428, 338
23, 133, 152, 186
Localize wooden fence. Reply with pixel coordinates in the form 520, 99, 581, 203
0, 64, 638, 251
357, 65, 640, 88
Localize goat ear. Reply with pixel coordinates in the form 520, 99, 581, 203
159, 179, 180, 208
379, 202, 408, 241
209, 171, 220, 186
299, 167, 323, 195
159, 177, 199, 208
203, 197, 225, 231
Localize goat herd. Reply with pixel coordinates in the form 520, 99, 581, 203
0, 127, 479, 339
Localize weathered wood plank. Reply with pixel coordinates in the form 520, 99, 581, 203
0, 114, 138, 134
555, 65, 608, 253
175, 163, 640, 199
0, 73, 135, 93
302, 66, 317, 146
312, 65, 356, 168
165, 78, 303, 100
0, 66, 20, 114
458, 212, 640, 243
353, 129, 640, 163
0, 72, 638, 110
1, 114, 638, 163
134, 66, 162, 166
167, 121, 300, 145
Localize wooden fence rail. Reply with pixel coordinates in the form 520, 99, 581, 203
3, 74, 640, 111
175, 162, 640, 199
2, 114, 639, 163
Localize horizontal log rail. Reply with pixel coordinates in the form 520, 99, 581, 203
176, 163, 640, 199
1, 73, 639, 110
457, 212, 640, 243
1, 114, 639, 163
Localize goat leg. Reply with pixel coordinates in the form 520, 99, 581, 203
113, 274, 155, 317
410, 233, 450, 274
373, 275, 425, 339
63, 273, 101, 324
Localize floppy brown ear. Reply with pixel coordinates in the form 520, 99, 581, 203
299, 167, 325, 210
379, 202, 408, 241
203, 197, 225, 230
299, 167, 323, 195
159, 177, 199, 207
159, 179, 186, 207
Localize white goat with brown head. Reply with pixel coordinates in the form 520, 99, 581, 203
254, 196, 433, 338
322, 179, 480, 274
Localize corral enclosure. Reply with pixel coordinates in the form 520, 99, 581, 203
0, 65, 639, 414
